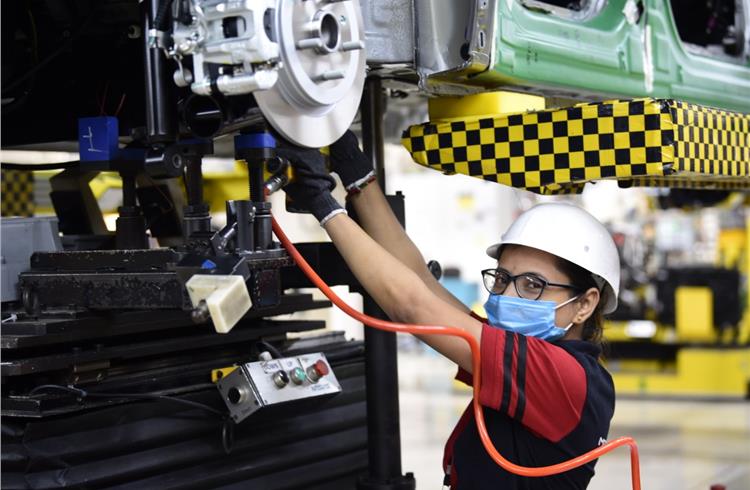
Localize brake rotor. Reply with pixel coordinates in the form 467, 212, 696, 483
254, 0, 367, 148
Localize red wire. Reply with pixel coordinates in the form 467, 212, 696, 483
271, 217, 641, 489
98, 81, 110, 116
114, 93, 127, 117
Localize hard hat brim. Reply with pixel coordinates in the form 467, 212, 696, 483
485, 241, 618, 314
486, 243, 502, 259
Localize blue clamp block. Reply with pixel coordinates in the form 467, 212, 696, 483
234, 132, 277, 150
201, 259, 217, 270
78, 117, 120, 162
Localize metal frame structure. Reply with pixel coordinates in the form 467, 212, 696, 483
1, 2, 413, 488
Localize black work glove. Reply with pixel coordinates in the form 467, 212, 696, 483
329, 130, 376, 194
276, 144, 346, 226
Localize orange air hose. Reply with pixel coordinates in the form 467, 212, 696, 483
272, 217, 642, 489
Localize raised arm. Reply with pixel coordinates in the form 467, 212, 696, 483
278, 143, 480, 372
329, 132, 470, 314
323, 212, 480, 372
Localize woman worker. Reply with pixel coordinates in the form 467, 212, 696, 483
278, 130, 621, 490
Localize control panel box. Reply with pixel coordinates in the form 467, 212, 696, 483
217, 352, 341, 423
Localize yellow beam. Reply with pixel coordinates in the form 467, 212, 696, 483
611, 347, 750, 397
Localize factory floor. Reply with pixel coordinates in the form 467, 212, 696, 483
397, 349, 750, 490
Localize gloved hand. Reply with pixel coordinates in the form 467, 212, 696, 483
329, 130, 376, 194
276, 144, 346, 226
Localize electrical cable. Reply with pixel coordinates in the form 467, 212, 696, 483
1, 10, 40, 115
114, 93, 128, 117
29, 384, 87, 397
29, 383, 236, 454
154, 0, 176, 31
98, 81, 110, 116
271, 217, 642, 490
2, 14, 95, 96
256, 340, 283, 359
140, 173, 177, 230
28, 384, 225, 416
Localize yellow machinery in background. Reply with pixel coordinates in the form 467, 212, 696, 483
605, 210, 750, 398
4, 163, 287, 230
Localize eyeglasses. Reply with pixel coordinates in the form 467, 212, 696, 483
481, 268, 581, 301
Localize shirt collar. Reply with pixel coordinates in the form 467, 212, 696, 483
557, 339, 602, 358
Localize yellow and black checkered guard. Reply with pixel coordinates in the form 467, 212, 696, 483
1, 169, 35, 217
671, 100, 749, 182
402, 98, 750, 194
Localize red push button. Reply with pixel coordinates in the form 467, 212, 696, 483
313, 359, 330, 377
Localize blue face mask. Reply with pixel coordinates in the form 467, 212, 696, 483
483, 294, 581, 342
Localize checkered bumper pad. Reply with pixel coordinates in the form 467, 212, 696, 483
402, 98, 750, 195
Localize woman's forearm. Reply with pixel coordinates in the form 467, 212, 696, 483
346, 183, 470, 313
323, 213, 479, 372
324, 211, 427, 321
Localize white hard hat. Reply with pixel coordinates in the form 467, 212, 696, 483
486, 203, 620, 314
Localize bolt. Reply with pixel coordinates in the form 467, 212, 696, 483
341, 40, 364, 51
172, 153, 184, 169
313, 70, 345, 82
296, 37, 323, 50
340, 15, 347, 24
127, 25, 142, 39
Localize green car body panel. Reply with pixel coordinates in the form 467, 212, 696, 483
430, 0, 750, 112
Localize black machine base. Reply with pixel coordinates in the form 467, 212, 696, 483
1, 304, 369, 489
357, 473, 417, 490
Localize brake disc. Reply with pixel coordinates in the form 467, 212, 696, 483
254, 0, 366, 148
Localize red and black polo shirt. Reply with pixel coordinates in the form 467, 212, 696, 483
443, 316, 615, 489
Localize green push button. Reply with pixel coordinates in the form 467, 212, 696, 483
290, 367, 306, 385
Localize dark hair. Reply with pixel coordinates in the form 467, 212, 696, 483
554, 256, 604, 347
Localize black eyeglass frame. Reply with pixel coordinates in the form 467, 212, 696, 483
481, 268, 582, 301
